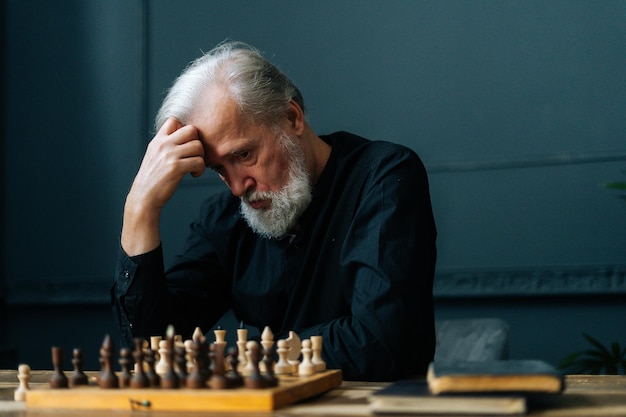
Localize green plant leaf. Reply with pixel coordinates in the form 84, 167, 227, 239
583, 333, 611, 356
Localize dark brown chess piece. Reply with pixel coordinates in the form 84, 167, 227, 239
130, 338, 149, 388
69, 347, 89, 387
192, 329, 211, 382
118, 347, 132, 388
262, 346, 278, 387
175, 345, 188, 385
144, 347, 160, 387
49, 346, 69, 388
185, 340, 205, 389
98, 334, 119, 389
208, 342, 229, 389
225, 346, 243, 387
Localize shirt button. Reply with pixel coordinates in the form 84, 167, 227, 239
124, 270, 130, 279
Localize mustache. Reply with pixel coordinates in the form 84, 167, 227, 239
242, 187, 284, 204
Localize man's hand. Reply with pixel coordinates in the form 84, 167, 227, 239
121, 118, 206, 256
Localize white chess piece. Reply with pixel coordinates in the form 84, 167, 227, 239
14, 364, 30, 401
285, 330, 301, 373
274, 339, 292, 375
214, 327, 227, 345
236, 327, 248, 373
156, 339, 168, 376
298, 339, 316, 376
260, 326, 274, 373
242, 340, 257, 377
310, 335, 326, 371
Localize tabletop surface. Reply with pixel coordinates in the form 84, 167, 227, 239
1, 370, 626, 416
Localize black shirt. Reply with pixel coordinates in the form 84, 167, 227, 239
112, 131, 437, 381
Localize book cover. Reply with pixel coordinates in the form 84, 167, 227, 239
427, 359, 564, 395
369, 379, 527, 415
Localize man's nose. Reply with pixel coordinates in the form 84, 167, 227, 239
229, 175, 255, 198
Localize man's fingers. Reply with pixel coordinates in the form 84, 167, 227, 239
160, 117, 184, 135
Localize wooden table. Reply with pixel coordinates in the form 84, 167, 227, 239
1, 370, 626, 416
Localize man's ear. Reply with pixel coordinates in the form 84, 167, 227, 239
286, 99, 305, 136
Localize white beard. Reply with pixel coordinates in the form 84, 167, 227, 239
239, 131, 313, 239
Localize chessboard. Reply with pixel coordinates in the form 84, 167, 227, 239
24, 369, 343, 412
18, 324, 343, 412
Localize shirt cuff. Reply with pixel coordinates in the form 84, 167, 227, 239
114, 244, 165, 296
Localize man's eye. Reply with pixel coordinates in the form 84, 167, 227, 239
237, 150, 250, 160
211, 165, 225, 175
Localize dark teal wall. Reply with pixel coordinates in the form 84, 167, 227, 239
2, 0, 625, 371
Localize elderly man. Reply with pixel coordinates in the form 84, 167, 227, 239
111, 41, 437, 381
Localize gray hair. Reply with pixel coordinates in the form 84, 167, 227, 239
155, 41, 305, 131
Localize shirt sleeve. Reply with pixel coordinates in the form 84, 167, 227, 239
111, 245, 170, 348
111, 197, 235, 347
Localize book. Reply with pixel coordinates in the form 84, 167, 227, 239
369, 379, 527, 415
427, 359, 564, 395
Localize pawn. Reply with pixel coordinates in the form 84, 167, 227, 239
225, 347, 243, 387
118, 348, 132, 388
243, 341, 265, 389
14, 364, 31, 401
310, 335, 326, 371
144, 348, 160, 387
274, 339, 292, 375
130, 338, 149, 388
156, 339, 169, 377
50, 346, 69, 388
69, 348, 89, 386
298, 339, 316, 376
98, 335, 119, 388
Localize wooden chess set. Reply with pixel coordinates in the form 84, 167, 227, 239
14, 325, 343, 412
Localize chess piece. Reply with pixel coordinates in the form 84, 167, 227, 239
214, 326, 227, 345
285, 331, 301, 373
69, 348, 89, 386
260, 326, 274, 373
150, 335, 162, 364
50, 346, 69, 388
243, 341, 265, 389
298, 339, 316, 376
130, 338, 149, 388
208, 341, 229, 389
310, 335, 326, 371
242, 341, 256, 377
225, 346, 243, 387
156, 339, 168, 376
160, 325, 180, 389
274, 339, 292, 375
14, 364, 30, 401
175, 345, 188, 384
262, 346, 278, 387
144, 348, 160, 387
98, 334, 119, 388
193, 327, 211, 382
236, 325, 248, 373
185, 340, 205, 389
118, 347, 132, 388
